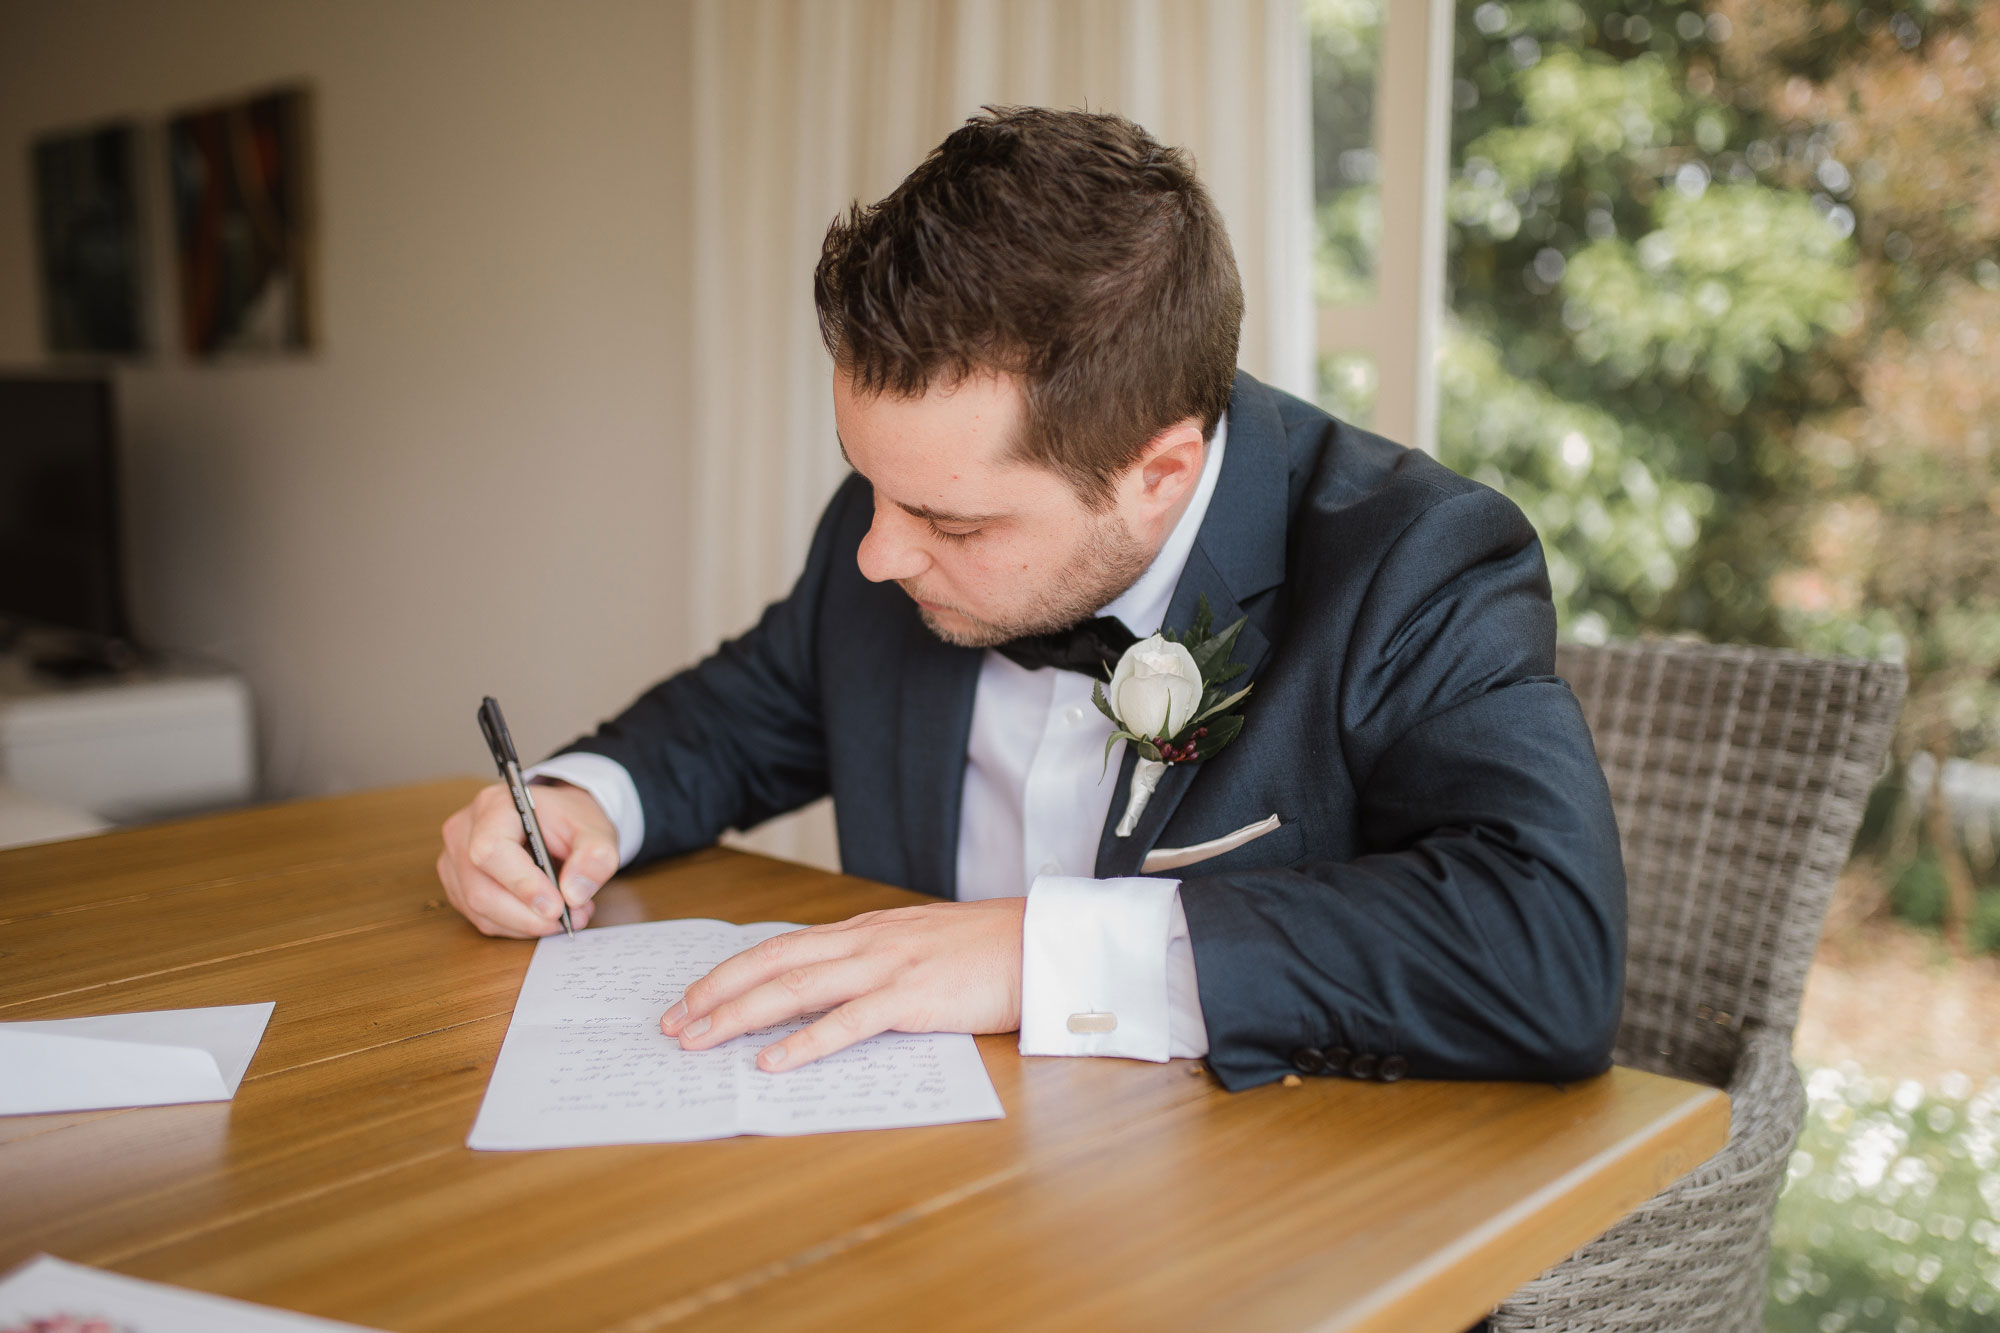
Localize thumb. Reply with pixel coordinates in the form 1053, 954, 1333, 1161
535, 786, 620, 907
556, 821, 618, 907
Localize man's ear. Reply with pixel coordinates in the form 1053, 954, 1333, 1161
1135, 420, 1208, 510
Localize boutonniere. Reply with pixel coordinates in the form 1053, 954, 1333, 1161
1093, 596, 1253, 837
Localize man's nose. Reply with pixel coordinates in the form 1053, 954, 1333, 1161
855, 508, 931, 584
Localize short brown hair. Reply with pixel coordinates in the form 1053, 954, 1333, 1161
814, 106, 1243, 507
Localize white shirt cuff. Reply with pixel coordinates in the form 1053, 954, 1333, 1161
1019, 875, 1210, 1062
523, 752, 645, 868
1164, 892, 1209, 1059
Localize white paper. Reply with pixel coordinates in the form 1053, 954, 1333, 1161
0, 1254, 381, 1332
0, 1003, 275, 1116
467, 918, 1004, 1149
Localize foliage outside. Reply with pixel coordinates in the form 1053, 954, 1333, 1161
1310, 0, 2000, 930
1317, 0, 2000, 938
1769, 1068, 2000, 1332
1307, 0, 2000, 1327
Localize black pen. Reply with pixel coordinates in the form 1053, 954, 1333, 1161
476, 696, 575, 940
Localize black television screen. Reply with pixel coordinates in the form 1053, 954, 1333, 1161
0, 376, 128, 641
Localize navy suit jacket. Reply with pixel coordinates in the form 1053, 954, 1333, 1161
562, 371, 1626, 1092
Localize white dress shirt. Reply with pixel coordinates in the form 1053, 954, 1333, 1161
532, 415, 1228, 1063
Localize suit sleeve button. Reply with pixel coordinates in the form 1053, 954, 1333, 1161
1348, 1053, 1379, 1080
1378, 1055, 1409, 1082
1291, 1047, 1328, 1075
1326, 1047, 1354, 1076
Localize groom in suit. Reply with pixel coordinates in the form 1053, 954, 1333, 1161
436, 106, 1625, 1093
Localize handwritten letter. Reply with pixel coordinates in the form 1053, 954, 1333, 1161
467, 919, 1004, 1149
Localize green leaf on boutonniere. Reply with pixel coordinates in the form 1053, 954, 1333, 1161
1149, 595, 1256, 763
1185, 712, 1244, 762
1186, 614, 1247, 679
1207, 658, 1248, 686
1189, 682, 1254, 730
1100, 727, 1149, 776
1091, 680, 1120, 726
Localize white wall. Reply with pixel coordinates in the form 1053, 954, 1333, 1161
0, 0, 698, 796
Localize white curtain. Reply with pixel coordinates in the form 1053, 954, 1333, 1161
690, 0, 1314, 867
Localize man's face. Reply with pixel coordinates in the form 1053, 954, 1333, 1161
837, 368, 1158, 648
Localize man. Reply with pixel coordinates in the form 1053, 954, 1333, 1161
436, 107, 1625, 1093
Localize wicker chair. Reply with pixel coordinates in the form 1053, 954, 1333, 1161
1490, 640, 1906, 1332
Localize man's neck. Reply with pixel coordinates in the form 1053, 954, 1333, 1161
1096, 412, 1230, 635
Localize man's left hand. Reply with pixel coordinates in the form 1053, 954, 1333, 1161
660, 897, 1026, 1071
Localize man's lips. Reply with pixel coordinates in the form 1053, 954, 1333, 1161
901, 584, 954, 614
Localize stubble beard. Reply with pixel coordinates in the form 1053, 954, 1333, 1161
904, 512, 1154, 649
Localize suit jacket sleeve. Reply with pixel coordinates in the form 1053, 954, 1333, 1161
553, 475, 866, 865
1179, 485, 1627, 1092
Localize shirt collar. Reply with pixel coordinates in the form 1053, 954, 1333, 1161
1097, 410, 1229, 637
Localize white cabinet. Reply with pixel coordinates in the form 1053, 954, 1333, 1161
0, 655, 255, 825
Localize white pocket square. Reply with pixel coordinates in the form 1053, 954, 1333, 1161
1141, 814, 1283, 874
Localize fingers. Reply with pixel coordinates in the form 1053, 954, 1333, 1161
668, 956, 882, 1051
666, 927, 856, 1035
438, 843, 560, 937
469, 829, 563, 920
466, 798, 563, 911
444, 852, 595, 939
531, 783, 620, 909
437, 785, 571, 937
649, 899, 1031, 1073
758, 993, 901, 1071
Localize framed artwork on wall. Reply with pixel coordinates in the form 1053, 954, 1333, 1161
32, 121, 148, 356
167, 85, 316, 357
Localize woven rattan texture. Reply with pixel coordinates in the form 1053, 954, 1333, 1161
1557, 642, 1905, 1085
1494, 1024, 1805, 1331
1493, 641, 1905, 1332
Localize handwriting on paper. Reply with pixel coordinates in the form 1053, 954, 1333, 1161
467, 918, 1004, 1150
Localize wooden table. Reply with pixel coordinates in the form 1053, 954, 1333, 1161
0, 779, 1729, 1332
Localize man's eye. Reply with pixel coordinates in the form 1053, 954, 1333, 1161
927, 521, 979, 543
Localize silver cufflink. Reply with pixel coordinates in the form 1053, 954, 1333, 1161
1067, 1011, 1117, 1034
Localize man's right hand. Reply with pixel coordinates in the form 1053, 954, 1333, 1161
437, 780, 619, 937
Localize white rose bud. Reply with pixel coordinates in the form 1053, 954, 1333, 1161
1109, 635, 1202, 740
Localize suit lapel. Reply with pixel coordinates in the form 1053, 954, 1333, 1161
896, 616, 982, 899
1093, 372, 1291, 878
1093, 546, 1273, 876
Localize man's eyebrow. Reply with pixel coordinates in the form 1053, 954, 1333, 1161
835, 433, 1004, 525
895, 500, 1005, 525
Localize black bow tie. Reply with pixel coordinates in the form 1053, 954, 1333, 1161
995, 615, 1138, 678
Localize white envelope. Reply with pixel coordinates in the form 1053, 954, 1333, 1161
0, 1254, 382, 1331
0, 1002, 275, 1115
